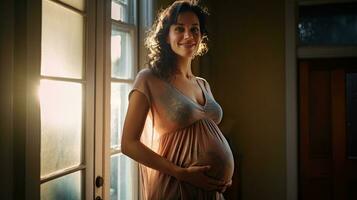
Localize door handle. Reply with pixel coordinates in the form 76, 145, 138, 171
95, 176, 104, 188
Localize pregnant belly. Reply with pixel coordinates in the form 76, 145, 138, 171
191, 133, 235, 182
158, 119, 234, 182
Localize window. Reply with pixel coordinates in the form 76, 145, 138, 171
109, 1, 138, 199
298, 3, 357, 46
38, 0, 152, 199
39, 0, 94, 199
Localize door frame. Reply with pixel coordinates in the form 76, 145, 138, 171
285, 0, 357, 200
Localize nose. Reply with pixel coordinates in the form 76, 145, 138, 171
184, 29, 193, 39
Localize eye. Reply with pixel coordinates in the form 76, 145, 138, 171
174, 26, 185, 32
191, 27, 200, 34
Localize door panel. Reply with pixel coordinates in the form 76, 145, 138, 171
299, 58, 357, 200
299, 62, 333, 200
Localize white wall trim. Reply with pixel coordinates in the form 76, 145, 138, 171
298, 46, 357, 58
285, 0, 298, 199
26, 0, 42, 199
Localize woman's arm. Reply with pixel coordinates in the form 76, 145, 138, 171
121, 91, 228, 191
121, 90, 180, 177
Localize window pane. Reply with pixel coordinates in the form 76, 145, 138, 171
346, 73, 357, 159
40, 79, 83, 176
41, 171, 82, 200
111, 28, 133, 79
111, 83, 131, 149
58, 0, 85, 11
111, 0, 129, 22
42, 0, 84, 79
298, 3, 357, 45
110, 154, 135, 200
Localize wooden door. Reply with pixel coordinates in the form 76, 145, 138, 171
299, 58, 357, 200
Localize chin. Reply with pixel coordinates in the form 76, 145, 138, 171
177, 52, 196, 59
178, 55, 194, 59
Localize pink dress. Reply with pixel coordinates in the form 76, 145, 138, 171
129, 68, 234, 200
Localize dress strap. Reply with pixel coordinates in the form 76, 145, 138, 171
195, 78, 207, 94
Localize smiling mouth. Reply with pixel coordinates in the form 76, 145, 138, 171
179, 43, 196, 48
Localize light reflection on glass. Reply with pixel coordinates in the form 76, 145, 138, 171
111, 33, 122, 64
41, 0, 84, 79
111, 83, 131, 149
111, 29, 133, 79
41, 171, 82, 200
39, 79, 83, 177
110, 154, 135, 200
111, 1, 128, 22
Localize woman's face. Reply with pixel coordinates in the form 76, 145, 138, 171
167, 11, 201, 59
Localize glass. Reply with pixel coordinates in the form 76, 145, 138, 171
110, 154, 135, 200
111, 83, 131, 149
298, 3, 357, 45
111, 0, 129, 22
39, 79, 83, 176
42, 0, 84, 79
111, 28, 133, 79
58, 0, 85, 11
41, 171, 82, 200
346, 73, 357, 159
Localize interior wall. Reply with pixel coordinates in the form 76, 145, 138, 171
207, 0, 287, 199
154, 0, 287, 199
0, 0, 35, 198
0, 0, 14, 199
285, 0, 298, 199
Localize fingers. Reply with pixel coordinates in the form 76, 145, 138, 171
214, 184, 229, 193
225, 180, 232, 187
184, 165, 232, 192
206, 182, 225, 191
206, 177, 225, 187
194, 165, 211, 172
203, 176, 226, 192
220, 186, 227, 193
208, 179, 232, 193
218, 180, 232, 193
193, 173, 222, 191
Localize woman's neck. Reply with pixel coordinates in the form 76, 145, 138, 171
175, 57, 193, 79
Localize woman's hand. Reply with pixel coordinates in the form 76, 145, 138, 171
219, 179, 232, 193
175, 165, 227, 192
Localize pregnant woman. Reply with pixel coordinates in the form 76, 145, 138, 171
121, 1, 234, 199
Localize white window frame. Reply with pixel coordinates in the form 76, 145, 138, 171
103, 1, 139, 198
99, 0, 154, 199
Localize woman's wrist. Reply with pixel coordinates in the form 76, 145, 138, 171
172, 165, 185, 180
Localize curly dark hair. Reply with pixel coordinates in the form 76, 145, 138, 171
145, 0, 209, 80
